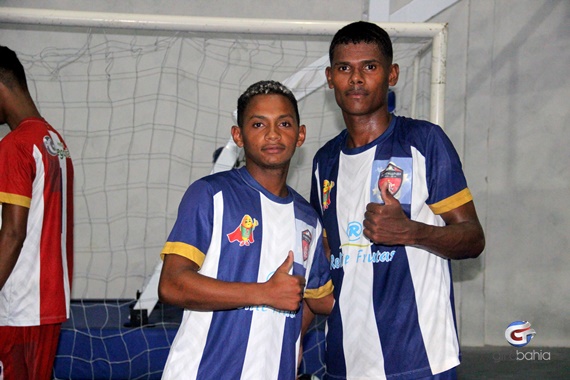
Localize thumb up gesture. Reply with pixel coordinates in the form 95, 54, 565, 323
265, 251, 305, 312
363, 180, 412, 245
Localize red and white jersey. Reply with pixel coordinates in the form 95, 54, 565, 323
0, 118, 74, 326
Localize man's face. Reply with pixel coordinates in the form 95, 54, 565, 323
326, 42, 399, 118
232, 93, 305, 172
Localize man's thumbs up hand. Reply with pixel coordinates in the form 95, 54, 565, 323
264, 251, 305, 312
363, 180, 411, 245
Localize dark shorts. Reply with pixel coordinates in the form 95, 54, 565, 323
0, 324, 62, 380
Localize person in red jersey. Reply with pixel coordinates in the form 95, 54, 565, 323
0, 45, 74, 380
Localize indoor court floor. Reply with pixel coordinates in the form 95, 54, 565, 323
54, 301, 569, 379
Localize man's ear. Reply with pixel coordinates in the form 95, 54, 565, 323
296, 124, 306, 147
325, 66, 334, 89
0, 82, 13, 127
389, 63, 400, 87
231, 125, 244, 148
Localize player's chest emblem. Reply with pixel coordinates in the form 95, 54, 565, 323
302, 229, 312, 261
227, 214, 259, 246
378, 162, 403, 196
322, 179, 335, 210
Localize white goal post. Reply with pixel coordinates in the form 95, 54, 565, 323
0, 7, 448, 319
0, 7, 447, 123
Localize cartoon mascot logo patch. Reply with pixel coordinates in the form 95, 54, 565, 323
322, 179, 335, 210
227, 214, 259, 246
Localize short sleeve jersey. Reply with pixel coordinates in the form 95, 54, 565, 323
310, 115, 472, 379
0, 118, 74, 326
161, 167, 332, 380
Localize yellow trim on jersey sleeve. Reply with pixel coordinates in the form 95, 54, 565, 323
304, 279, 334, 300
161, 241, 206, 268
0, 192, 31, 208
429, 188, 473, 215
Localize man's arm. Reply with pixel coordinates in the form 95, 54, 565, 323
299, 290, 334, 371
0, 203, 29, 290
363, 182, 485, 260
305, 293, 334, 315
158, 250, 306, 312
304, 233, 334, 315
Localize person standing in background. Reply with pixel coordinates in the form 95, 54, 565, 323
0, 45, 74, 380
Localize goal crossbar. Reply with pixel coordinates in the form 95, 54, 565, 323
0, 7, 447, 126
0, 7, 445, 37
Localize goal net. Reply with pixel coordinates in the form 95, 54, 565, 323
0, 8, 446, 379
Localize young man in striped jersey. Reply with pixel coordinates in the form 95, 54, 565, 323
159, 80, 333, 380
310, 21, 485, 379
0, 45, 74, 380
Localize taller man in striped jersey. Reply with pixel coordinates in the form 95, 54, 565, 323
0, 46, 74, 380
310, 22, 485, 380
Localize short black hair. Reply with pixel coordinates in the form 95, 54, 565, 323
329, 21, 393, 64
237, 80, 300, 127
0, 45, 28, 90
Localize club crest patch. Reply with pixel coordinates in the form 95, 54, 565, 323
378, 162, 403, 197
371, 158, 412, 205
43, 135, 71, 159
301, 229, 312, 261
227, 214, 259, 246
43, 135, 58, 156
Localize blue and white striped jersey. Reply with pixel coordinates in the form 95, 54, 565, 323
162, 167, 332, 380
311, 115, 472, 380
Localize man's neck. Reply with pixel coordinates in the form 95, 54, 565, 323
7, 103, 42, 131
343, 112, 392, 148
245, 165, 289, 198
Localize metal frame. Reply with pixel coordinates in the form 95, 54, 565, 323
0, 7, 447, 319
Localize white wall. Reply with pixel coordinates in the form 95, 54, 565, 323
1, 0, 568, 347
0, 0, 368, 21
433, 0, 570, 347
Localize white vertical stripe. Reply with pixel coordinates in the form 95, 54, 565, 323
314, 166, 323, 214
407, 147, 459, 373
49, 130, 71, 318
408, 147, 430, 221
17, 146, 44, 324
337, 149, 386, 378
162, 191, 223, 379
241, 194, 292, 379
